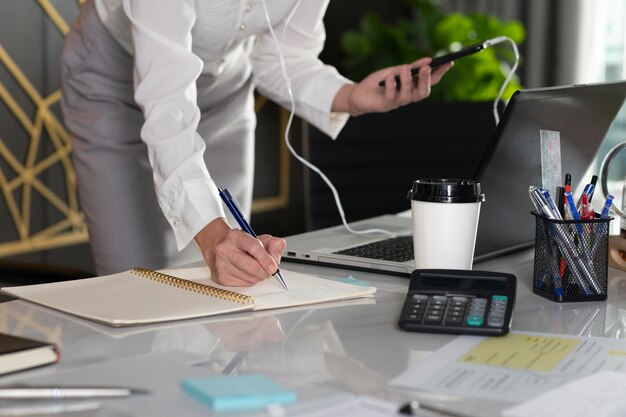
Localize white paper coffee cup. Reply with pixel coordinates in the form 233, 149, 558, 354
408, 179, 485, 270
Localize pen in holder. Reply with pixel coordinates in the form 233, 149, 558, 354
532, 211, 612, 302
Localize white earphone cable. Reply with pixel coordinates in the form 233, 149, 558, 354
259, 1, 519, 236
483, 36, 520, 125
260, 0, 396, 236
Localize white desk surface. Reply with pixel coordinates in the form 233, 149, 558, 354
1, 249, 625, 417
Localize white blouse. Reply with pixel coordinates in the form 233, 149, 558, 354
93, 0, 351, 250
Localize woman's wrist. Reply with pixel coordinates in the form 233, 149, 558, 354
194, 217, 230, 269
332, 84, 361, 116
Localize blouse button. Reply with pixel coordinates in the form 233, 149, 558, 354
245, 4, 252, 12
239, 23, 246, 31
173, 217, 182, 227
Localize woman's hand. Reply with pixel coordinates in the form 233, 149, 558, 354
333, 57, 453, 117
194, 217, 286, 286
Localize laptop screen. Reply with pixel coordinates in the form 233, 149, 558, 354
473, 81, 626, 260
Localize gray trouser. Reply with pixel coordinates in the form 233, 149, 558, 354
60, 0, 256, 275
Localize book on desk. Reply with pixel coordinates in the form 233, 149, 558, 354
0, 332, 58, 376
0, 266, 376, 327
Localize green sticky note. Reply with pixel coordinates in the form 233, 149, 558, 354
181, 374, 297, 411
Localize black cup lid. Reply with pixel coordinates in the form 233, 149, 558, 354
407, 179, 486, 203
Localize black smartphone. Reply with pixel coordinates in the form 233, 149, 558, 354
378, 41, 486, 87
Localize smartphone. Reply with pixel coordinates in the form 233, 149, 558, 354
378, 41, 486, 87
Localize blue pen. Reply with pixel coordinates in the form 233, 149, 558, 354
541, 189, 563, 220
589, 194, 614, 258
564, 192, 584, 235
600, 194, 614, 219
218, 187, 288, 290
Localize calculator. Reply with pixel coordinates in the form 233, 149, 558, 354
398, 269, 516, 336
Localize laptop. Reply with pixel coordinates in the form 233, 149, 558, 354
282, 80, 626, 276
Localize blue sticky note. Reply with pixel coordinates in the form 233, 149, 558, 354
181, 374, 297, 412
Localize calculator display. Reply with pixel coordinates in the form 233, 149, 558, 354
419, 272, 507, 292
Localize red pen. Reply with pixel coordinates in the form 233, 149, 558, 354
580, 193, 594, 220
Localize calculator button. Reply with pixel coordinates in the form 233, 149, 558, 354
412, 294, 429, 301
427, 304, 445, 312
489, 307, 506, 316
451, 296, 468, 303
431, 295, 448, 302
425, 314, 443, 323
446, 310, 464, 318
466, 314, 484, 327
407, 313, 423, 322
469, 306, 487, 314
492, 295, 509, 302
487, 316, 505, 327
445, 316, 464, 325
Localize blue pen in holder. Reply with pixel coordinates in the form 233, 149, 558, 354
532, 211, 612, 302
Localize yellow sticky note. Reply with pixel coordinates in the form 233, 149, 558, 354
459, 333, 580, 372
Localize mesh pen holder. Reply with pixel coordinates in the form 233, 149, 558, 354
532, 211, 612, 302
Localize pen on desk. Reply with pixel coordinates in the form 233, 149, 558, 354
218, 187, 288, 290
0, 386, 149, 399
398, 400, 467, 417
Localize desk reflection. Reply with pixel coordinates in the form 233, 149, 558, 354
150, 310, 388, 396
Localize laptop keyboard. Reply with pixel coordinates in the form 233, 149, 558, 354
334, 236, 414, 262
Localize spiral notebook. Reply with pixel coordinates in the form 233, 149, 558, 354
0, 266, 376, 327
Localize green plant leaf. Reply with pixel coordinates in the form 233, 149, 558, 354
339, 0, 527, 101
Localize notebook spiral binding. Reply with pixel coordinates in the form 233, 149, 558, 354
130, 267, 254, 305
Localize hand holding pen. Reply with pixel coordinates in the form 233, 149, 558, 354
218, 187, 288, 290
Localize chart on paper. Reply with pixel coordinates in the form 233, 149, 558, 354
392, 331, 626, 402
